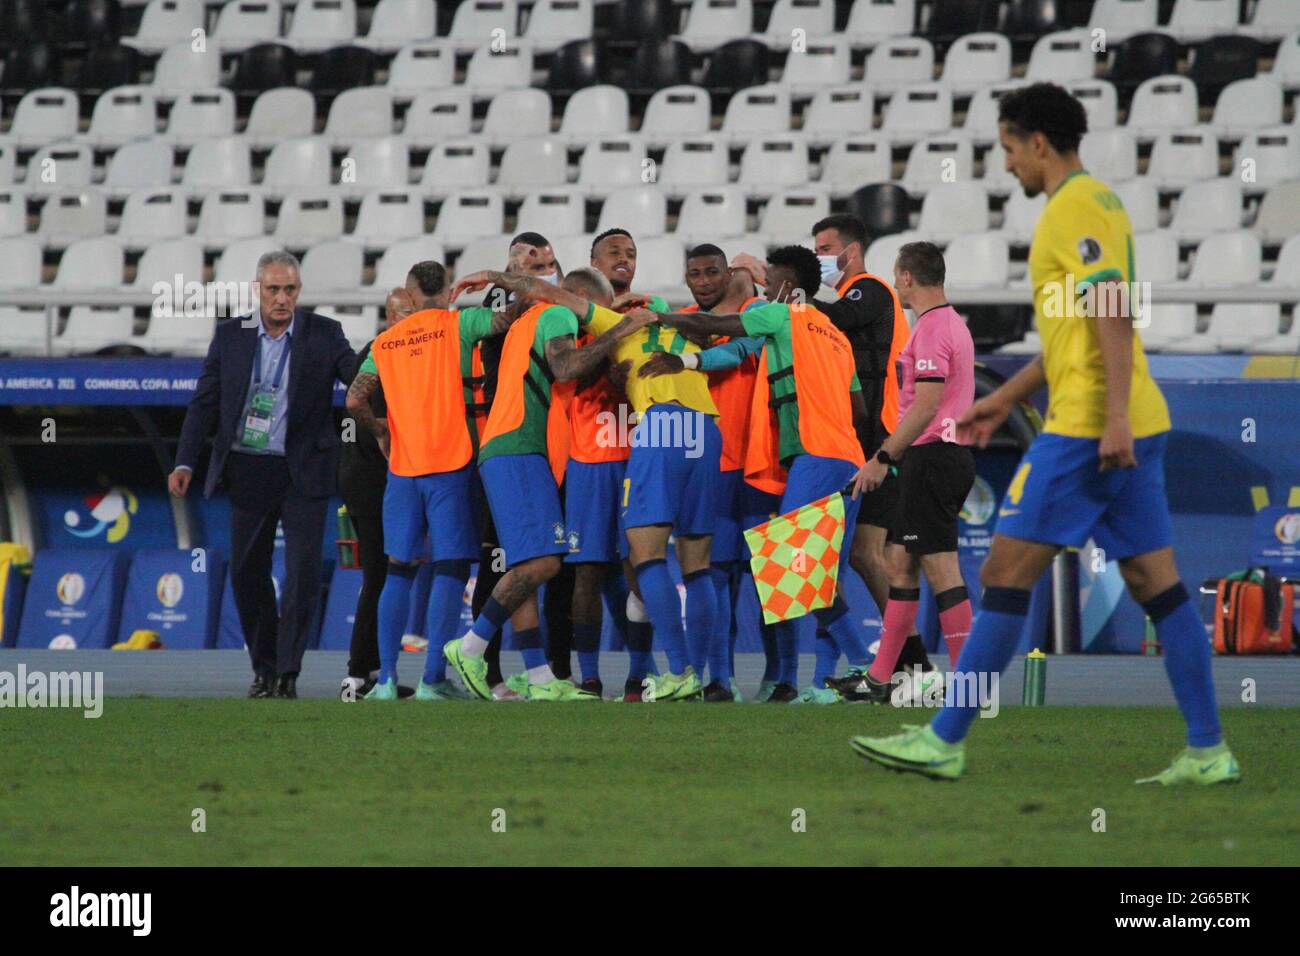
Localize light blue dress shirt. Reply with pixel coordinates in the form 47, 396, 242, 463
235, 313, 294, 456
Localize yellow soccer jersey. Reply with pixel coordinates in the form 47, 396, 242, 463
584, 304, 719, 417
1029, 170, 1171, 438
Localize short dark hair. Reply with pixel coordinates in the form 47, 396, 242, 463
406, 260, 446, 296
686, 243, 727, 262
766, 245, 822, 299
811, 214, 867, 250
998, 82, 1088, 155
895, 241, 946, 288
510, 231, 550, 248
591, 227, 633, 258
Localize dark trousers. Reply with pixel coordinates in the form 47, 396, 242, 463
343, 507, 386, 679
226, 452, 327, 678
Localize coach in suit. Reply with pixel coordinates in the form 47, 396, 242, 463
169, 251, 358, 699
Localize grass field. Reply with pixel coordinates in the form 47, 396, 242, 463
2, 701, 1297, 866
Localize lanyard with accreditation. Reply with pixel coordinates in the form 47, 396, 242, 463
241, 332, 291, 450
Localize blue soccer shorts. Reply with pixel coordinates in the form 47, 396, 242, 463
480, 453, 568, 568
621, 404, 723, 537
382, 464, 480, 564
564, 458, 627, 564
710, 467, 746, 563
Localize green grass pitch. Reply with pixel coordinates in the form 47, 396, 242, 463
3, 701, 1297, 866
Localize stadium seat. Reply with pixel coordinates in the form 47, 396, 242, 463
1079, 128, 1138, 182
625, 39, 695, 95
963, 80, 1029, 145
1113, 178, 1159, 233
716, 233, 768, 264
84, 86, 158, 148
844, 0, 916, 51
1145, 130, 1219, 189
526, 0, 594, 54
1235, 129, 1300, 192
701, 40, 769, 96
1167, 0, 1239, 44
0, 307, 54, 355
882, 84, 953, 144
1205, 304, 1282, 352
27, 143, 94, 194
1269, 31, 1300, 91
658, 137, 730, 194
676, 186, 747, 244
1025, 29, 1094, 83
864, 37, 935, 95
0, 189, 26, 237
1167, 178, 1244, 242
1209, 77, 1283, 139
757, 0, 834, 49
496, 138, 569, 195
1242, 0, 1300, 41
1187, 37, 1262, 102
165, 88, 237, 146
78, 43, 144, 98
9, 88, 80, 149
38, 191, 108, 247
54, 307, 139, 355
285, 0, 357, 53
1106, 32, 1179, 93
1266, 235, 1300, 288
917, 182, 988, 241
780, 38, 851, 96
339, 136, 411, 199
1128, 76, 1196, 139
0, 237, 42, 288
274, 190, 345, 246
181, 135, 252, 193
310, 45, 378, 96
300, 239, 364, 293
195, 188, 267, 244
1002, 0, 1068, 40
420, 141, 491, 199
103, 138, 173, 196
262, 137, 333, 198
678, 0, 754, 54
980, 141, 1019, 193
0, 145, 12, 187
137, 314, 216, 356
596, 186, 668, 237
446, 234, 506, 286
215, 0, 284, 53
901, 134, 975, 194
54, 236, 125, 288
433, 190, 505, 248
403, 88, 474, 147
847, 182, 912, 237
576, 136, 649, 196
214, 236, 280, 283
737, 135, 810, 198
1186, 231, 1262, 288
449, 0, 519, 54
132, 237, 205, 296
945, 232, 1010, 288
558, 85, 630, 145
548, 38, 609, 94
628, 235, 686, 298
244, 87, 316, 148
480, 88, 552, 147
940, 33, 1011, 96
324, 309, 381, 350
229, 44, 298, 97
1067, 79, 1118, 132
998, 190, 1047, 243
464, 40, 535, 98
864, 230, 920, 277
116, 187, 187, 247
322, 86, 393, 144
999, 329, 1041, 355
1139, 303, 1199, 350
641, 85, 711, 146
153, 41, 221, 98
823, 136, 893, 197
923, 0, 997, 43
755, 187, 829, 245
1, 41, 63, 97
385, 42, 456, 97
721, 84, 791, 143
1133, 230, 1180, 283
124, 0, 205, 55
360, 0, 437, 53
1253, 181, 1300, 244
1087, 0, 1157, 46
373, 236, 447, 289
802, 85, 874, 147
516, 188, 586, 238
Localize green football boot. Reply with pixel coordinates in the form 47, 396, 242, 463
792, 685, 841, 705
752, 679, 778, 703
505, 673, 530, 697
363, 678, 398, 701
414, 679, 468, 701
642, 666, 703, 702
729, 678, 745, 703
525, 678, 601, 702
1136, 744, 1242, 786
850, 724, 965, 781
442, 639, 491, 700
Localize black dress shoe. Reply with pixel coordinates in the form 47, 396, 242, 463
249, 675, 273, 699
274, 675, 297, 699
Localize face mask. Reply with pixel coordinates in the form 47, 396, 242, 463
538, 272, 559, 285
818, 254, 843, 288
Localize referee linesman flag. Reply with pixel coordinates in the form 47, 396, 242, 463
743, 491, 846, 624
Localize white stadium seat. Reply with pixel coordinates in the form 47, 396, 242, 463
1206, 304, 1282, 352
781, 38, 851, 95
658, 137, 731, 194
285, 0, 357, 53
0, 237, 43, 289
152, 42, 222, 98
998, 191, 1047, 244
0, 143, 13, 185
84, 87, 159, 148
1270, 30, 1300, 90
262, 137, 333, 198
819, 135, 893, 196
917, 182, 988, 242
1025, 30, 1094, 83
1114, 179, 1159, 234
759, 0, 834, 48
802, 85, 874, 146
845, 0, 915, 51
138, 315, 217, 356
323, 87, 394, 145
865, 37, 935, 95
9, 89, 79, 150
525, 0, 595, 54
361, 0, 438, 52
1167, 179, 1244, 242
865, 230, 920, 278
421, 141, 491, 199
116, 188, 188, 247
339, 137, 411, 199
433, 190, 505, 247
597, 187, 668, 238
27, 143, 94, 194
627, 236, 687, 298
195, 188, 267, 244
1067, 80, 1118, 133
963, 80, 1028, 146
214, 0, 283, 53
245, 88, 317, 149
326, 310, 382, 350
901, 134, 974, 194
166, 89, 237, 146
559, 86, 630, 145
1242, 0, 1300, 41
1254, 181, 1300, 244
38, 191, 109, 247
404, 88, 474, 146
1269, 236, 1300, 289
54, 308, 139, 355
181, 136, 253, 193
481, 88, 552, 147
372, 237, 447, 289
104, 139, 174, 196
463, 40, 535, 98
640, 86, 712, 149
1210, 78, 1284, 138
940, 33, 1011, 96
0, 308, 56, 355
55, 237, 126, 289
882, 84, 953, 144
1235, 129, 1300, 191
1140, 304, 1200, 350
516, 188, 586, 238
125, 0, 206, 55
755, 187, 829, 245
1080, 128, 1138, 183
1133, 230, 1181, 284
738, 135, 810, 198
676, 186, 748, 244
1145, 130, 1219, 189
0, 189, 27, 237
679, 0, 754, 54
300, 239, 365, 293
1088, 0, 1157, 45
1186, 231, 1262, 288
386, 43, 456, 97
944, 232, 1009, 289
449, 0, 519, 54
577, 137, 650, 197
215, 237, 281, 284
133, 238, 205, 295
454, 236, 512, 281
979, 141, 1018, 193
274, 190, 346, 246
496, 138, 569, 195
1127, 75, 1198, 139
1168, 0, 1240, 44
721, 85, 792, 144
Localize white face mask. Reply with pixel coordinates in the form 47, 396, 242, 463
818, 254, 844, 288
538, 272, 559, 285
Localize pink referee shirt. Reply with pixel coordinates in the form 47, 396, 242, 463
897, 303, 975, 446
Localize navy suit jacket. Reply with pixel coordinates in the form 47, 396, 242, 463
176, 310, 358, 499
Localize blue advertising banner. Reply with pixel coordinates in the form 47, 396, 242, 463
1249, 505, 1300, 575
318, 565, 364, 652
116, 549, 227, 649
16, 549, 127, 649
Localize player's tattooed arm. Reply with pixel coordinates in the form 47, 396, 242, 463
655, 310, 747, 339
545, 309, 653, 382
455, 270, 594, 318
345, 371, 390, 458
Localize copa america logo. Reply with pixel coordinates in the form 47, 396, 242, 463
156, 573, 185, 609
960, 476, 996, 526
1275, 512, 1300, 546
56, 573, 85, 607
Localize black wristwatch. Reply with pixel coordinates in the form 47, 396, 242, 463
875, 449, 895, 467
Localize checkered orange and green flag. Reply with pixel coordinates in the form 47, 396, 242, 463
743, 492, 846, 624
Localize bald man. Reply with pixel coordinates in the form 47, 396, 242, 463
338, 288, 417, 700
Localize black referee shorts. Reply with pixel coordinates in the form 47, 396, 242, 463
888, 442, 976, 555
854, 467, 900, 528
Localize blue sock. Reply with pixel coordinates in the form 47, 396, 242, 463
377, 564, 416, 684
470, 596, 511, 642
932, 586, 1029, 745
1145, 583, 1222, 747
625, 620, 654, 680
813, 628, 839, 688
635, 559, 688, 674
817, 596, 871, 666
602, 571, 629, 648
683, 568, 715, 678
574, 622, 601, 683
423, 560, 470, 685
776, 620, 800, 686
516, 626, 547, 672
708, 565, 734, 685
727, 571, 740, 679
760, 622, 779, 682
